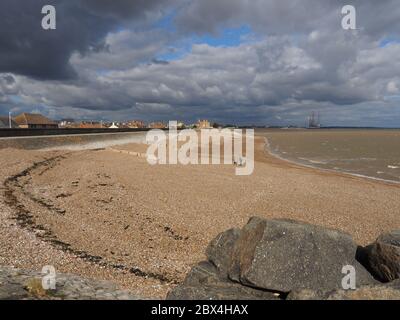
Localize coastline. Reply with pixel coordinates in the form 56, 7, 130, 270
261, 135, 400, 188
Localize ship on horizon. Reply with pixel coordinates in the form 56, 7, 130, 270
307, 112, 321, 129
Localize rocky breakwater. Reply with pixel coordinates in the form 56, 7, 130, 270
0, 267, 141, 300
168, 217, 400, 300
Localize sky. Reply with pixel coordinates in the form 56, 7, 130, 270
0, 0, 400, 127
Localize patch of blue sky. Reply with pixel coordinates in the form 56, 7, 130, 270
156, 25, 254, 62
193, 25, 252, 47
380, 37, 400, 47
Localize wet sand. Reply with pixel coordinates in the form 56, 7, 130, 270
0, 135, 399, 298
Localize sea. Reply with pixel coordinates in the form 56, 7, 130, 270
259, 129, 400, 183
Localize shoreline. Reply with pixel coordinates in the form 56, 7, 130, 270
261, 135, 400, 188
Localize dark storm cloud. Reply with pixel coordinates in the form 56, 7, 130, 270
0, 0, 171, 80
0, 1, 102, 79
82, 0, 175, 20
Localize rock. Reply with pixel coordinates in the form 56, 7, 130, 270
363, 230, 400, 282
167, 261, 279, 300
228, 217, 375, 292
168, 217, 389, 300
205, 228, 241, 278
288, 280, 400, 300
167, 283, 279, 300
0, 266, 141, 300
286, 289, 330, 300
0, 282, 29, 300
182, 261, 225, 287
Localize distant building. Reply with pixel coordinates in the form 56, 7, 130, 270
167, 121, 185, 129
58, 118, 76, 128
0, 116, 18, 128
79, 121, 103, 129
127, 120, 146, 129
116, 123, 129, 128
14, 113, 58, 129
197, 119, 212, 129
177, 121, 185, 129
149, 122, 167, 129
109, 122, 119, 129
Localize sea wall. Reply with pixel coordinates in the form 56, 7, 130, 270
0, 131, 149, 150
0, 128, 150, 138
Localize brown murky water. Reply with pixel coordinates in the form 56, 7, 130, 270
258, 129, 400, 183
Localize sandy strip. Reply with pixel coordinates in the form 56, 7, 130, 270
0, 136, 399, 298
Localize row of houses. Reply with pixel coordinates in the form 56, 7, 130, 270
0, 113, 58, 129
0, 112, 213, 130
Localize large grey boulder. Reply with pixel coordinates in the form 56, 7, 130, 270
288, 280, 400, 300
167, 217, 382, 300
205, 228, 241, 278
167, 261, 279, 300
168, 228, 279, 300
228, 217, 376, 292
363, 230, 400, 282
